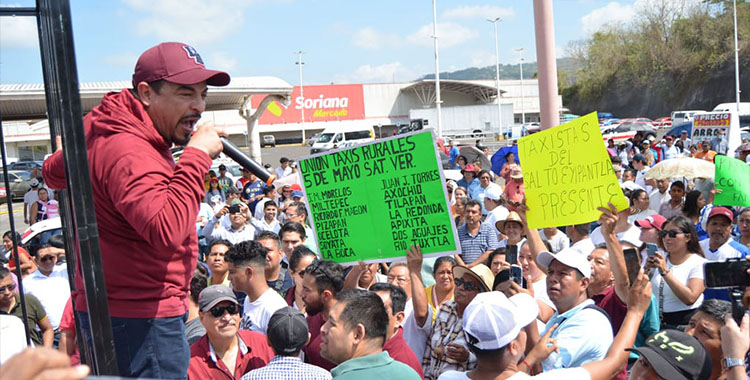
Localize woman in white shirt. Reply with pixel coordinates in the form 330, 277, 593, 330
646, 215, 706, 329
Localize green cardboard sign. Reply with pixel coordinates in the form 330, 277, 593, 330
298, 130, 459, 264
714, 155, 750, 207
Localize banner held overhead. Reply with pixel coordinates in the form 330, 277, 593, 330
714, 155, 750, 207
518, 111, 628, 229
299, 130, 459, 264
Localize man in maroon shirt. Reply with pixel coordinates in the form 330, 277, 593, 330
188, 285, 273, 379
371, 283, 425, 379
43, 42, 229, 379
300, 259, 345, 370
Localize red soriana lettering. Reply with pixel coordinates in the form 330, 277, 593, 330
252, 84, 365, 124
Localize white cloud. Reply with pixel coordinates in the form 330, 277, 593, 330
407, 22, 478, 48
580, 2, 635, 35
581, 0, 703, 35
337, 62, 415, 83
209, 51, 238, 72
471, 51, 496, 67
122, 0, 254, 44
352, 27, 402, 50
0, 9, 38, 49
443, 5, 516, 20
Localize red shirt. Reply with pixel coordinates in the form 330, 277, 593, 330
383, 328, 425, 379
303, 313, 336, 370
43, 89, 210, 318
593, 286, 627, 380
187, 330, 274, 380
59, 297, 80, 365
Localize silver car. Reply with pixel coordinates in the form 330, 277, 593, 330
0, 170, 32, 200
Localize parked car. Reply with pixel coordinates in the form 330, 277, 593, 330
0, 170, 32, 201
261, 135, 276, 148
653, 117, 672, 128
8, 160, 42, 171
305, 133, 322, 146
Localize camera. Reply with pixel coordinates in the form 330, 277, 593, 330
704, 259, 750, 288
228, 204, 241, 214
704, 259, 750, 325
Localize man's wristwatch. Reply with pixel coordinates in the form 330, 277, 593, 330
721, 357, 746, 370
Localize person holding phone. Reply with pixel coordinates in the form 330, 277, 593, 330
646, 215, 706, 329
203, 202, 257, 245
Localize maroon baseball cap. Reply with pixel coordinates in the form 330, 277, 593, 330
635, 214, 667, 231
132, 42, 230, 87
708, 207, 733, 223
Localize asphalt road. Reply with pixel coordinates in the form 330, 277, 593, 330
258, 144, 313, 166
0, 202, 29, 237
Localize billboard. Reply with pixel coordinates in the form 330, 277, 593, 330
251, 84, 365, 124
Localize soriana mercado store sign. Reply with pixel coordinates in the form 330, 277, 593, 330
252, 84, 365, 124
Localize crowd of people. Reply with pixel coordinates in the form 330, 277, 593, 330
2, 41, 750, 380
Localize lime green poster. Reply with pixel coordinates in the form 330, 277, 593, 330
714, 155, 750, 207
299, 130, 459, 264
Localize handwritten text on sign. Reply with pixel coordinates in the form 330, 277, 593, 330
299, 131, 458, 264
518, 111, 628, 228
714, 155, 750, 207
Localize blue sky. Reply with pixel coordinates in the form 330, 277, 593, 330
0, 0, 661, 86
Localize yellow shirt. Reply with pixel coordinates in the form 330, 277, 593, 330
425, 284, 454, 323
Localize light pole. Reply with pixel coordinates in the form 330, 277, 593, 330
732, 0, 741, 113
432, 0, 443, 138
295, 50, 306, 144
515, 47, 525, 124
487, 17, 503, 137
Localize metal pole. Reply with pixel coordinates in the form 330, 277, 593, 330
488, 18, 502, 138
296, 51, 306, 144
732, 0, 741, 113
516, 48, 526, 124
533, 0, 560, 130
432, 0, 443, 138
35, 0, 118, 374
0, 113, 32, 346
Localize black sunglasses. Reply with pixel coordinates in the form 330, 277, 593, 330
659, 230, 685, 239
209, 303, 239, 318
0, 284, 15, 292
454, 277, 480, 291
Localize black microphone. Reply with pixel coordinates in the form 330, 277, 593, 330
220, 138, 276, 185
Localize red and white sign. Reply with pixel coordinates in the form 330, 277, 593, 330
691, 112, 731, 146
252, 84, 365, 124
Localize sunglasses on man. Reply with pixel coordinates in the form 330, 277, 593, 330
454, 277, 481, 292
208, 303, 239, 318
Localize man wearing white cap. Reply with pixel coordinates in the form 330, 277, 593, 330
437, 270, 654, 380
407, 245, 495, 380
482, 185, 509, 237
535, 247, 613, 371
23, 178, 41, 225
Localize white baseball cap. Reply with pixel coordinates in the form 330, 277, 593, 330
537, 247, 592, 278
484, 185, 502, 201
462, 291, 538, 350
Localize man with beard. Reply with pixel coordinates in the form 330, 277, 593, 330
43, 42, 228, 378
301, 259, 346, 370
